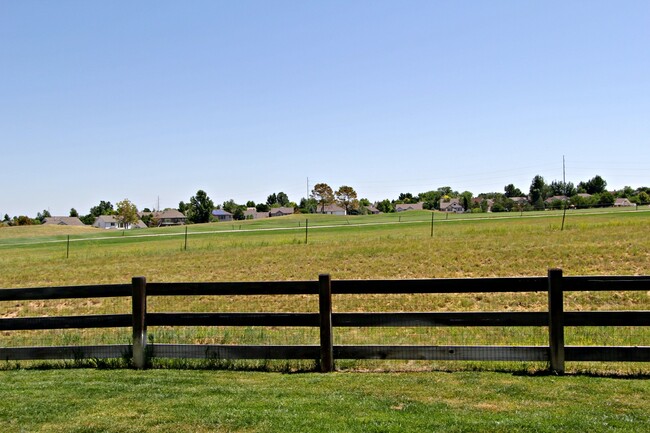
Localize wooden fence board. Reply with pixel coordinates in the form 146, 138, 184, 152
151, 344, 320, 359
564, 276, 650, 292
0, 284, 131, 301
566, 311, 650, 326
0, 314, 131, 331
147, 312, 319, 327
332, 277, 548, 294
333, 312, 547, 327
334, 345, 549, 361
147, 281, 318, 296
0, 345, 130, 361
566, 346, 650, 362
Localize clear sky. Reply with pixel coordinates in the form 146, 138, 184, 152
2, 1, 649, 217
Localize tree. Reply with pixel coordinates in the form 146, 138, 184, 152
598, 191, 615, 206
311, 183, 334, 213
298, 197, 317, 214
89, 201, 114, 217
397, 192, 417, 204
222, 199, 239, 214
460, 191, 473, 211
233, 207, 245, 220
335, 185, 358, 214
178, 201, 187, 214
69, 208, 79, 218
504, 184, 523, 198
578, 175, 607, 195
376, 199, 394, 213
276, 192, 290, 207
14, 216, 35, 226
639, 191, 650, 204
419, 190, 443, 210
550, 180, 576, 197
36, 209, 51, 223
529, 175, 547, 209
256, 203, 270, 213
115, 199, 139, 229
188, 190, 214, 224
246, 201, 256, 208
266, 193, 278, 207
2, 214, 9, 222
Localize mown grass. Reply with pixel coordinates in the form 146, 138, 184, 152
1, 369, 649, 432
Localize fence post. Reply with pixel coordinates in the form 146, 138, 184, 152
319, 274, 334, 372
132, 276, 147, 369
548, 268, 565, 374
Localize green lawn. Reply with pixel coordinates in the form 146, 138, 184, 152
1, 369, 649, 433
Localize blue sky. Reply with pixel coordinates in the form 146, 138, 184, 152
2, 1, 649, 217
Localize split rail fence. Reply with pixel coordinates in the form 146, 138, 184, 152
1, 269, 649, 373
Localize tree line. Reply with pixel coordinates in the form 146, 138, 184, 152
2, 175, 649, 227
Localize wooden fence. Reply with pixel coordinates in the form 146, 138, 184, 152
1, 269, 649, 374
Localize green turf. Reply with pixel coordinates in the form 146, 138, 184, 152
1, 369, 648, 433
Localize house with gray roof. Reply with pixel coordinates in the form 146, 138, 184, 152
139, 209, 186, 227
322, 204, 346, 215
43, 216, 85, 226
269, 207, 294, 217
395, 202, 424, 212
244, 208, 269, 220
439, 198, 464, 213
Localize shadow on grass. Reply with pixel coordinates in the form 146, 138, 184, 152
3, 358, 649, 379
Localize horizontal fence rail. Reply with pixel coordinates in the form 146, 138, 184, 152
1, 269, 649, 373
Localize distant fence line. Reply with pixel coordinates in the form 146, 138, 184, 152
1, 269, 649, 374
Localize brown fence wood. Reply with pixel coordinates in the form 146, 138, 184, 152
566, 346, 650, 362
319, 274, 334, 372
0, 314, 131, 331
333, 312, 547, 327
565, 311, 650, 326
0, 284, 131, 301
0, 345, 130, 361
147, 281, 318, 296
147, 312, 319, 327
132, 277, 147, 369
334, 345, 549, 362
548, 268, 565, 374
332, 277, 548, 294
151, 344, 320, 360
563, 276, 650, 291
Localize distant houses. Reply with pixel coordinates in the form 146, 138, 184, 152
93, 215, 147, 230
243, 208, 270, 220
211, 209, 233, 222
439, 199, 464, 213
139, 209, 187, 227
269, 207, 294, 217
322, 204, 346, 215
42, 216, 85, 226
395, 202, 424, 212
614, 198, 634, 207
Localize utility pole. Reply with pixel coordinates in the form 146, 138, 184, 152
561, 156, 567, 231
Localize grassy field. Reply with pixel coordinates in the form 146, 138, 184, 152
1, 369, 649, 433
1, 209, 649, 431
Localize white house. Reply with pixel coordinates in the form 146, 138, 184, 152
93, 215, 146, 229
439, 199, 464, 213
